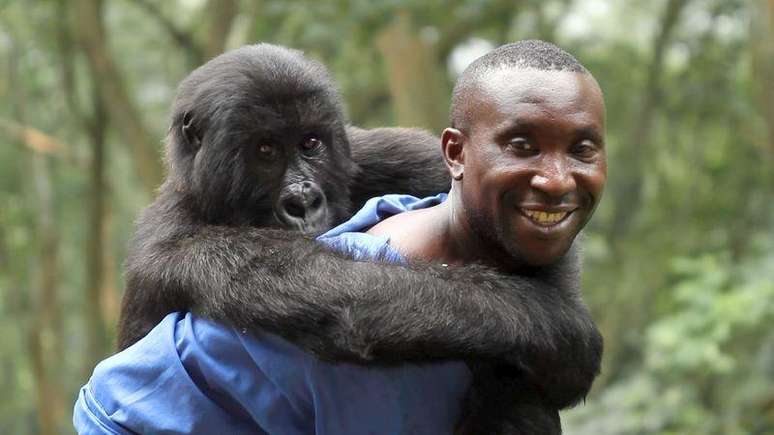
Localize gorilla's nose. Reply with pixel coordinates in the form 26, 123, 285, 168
277, 181, 326, 228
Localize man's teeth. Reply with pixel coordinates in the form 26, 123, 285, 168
523, 210, 568, 225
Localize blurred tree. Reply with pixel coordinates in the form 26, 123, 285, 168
57, 0, 114, 370
596, 0, 691, 387
74, 0, 163, 195
377, 12, 447, 131
6, 27, 66, 434
130, 0, 205, 67
202, 0, 238, 59
751, 0, 774, 154
608, 0, 690, 244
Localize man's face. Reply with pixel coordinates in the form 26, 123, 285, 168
459, 68, 607, 267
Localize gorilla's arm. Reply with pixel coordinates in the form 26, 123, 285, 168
118, 193, 601, 409
347, 126, 451, 210
456, 364, 562, 435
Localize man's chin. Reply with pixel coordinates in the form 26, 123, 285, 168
504, 218, 582, 266
506, 234, 577, 267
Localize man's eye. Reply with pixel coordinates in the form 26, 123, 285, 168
506, 138, 536, 154
301, 136, 323, 152
572, 140, 598, 158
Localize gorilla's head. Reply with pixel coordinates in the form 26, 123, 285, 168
165, 43, 356, 233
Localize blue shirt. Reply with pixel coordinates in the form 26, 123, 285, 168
74, 194, 472, 435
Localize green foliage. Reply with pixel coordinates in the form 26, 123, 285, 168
648, 253, 774, 376
567, 246, 774, 434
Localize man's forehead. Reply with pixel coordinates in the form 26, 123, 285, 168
467, 67, 605, 127
481, 67, 599, 98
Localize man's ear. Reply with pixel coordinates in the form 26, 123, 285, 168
181, 112, 201, 151
441, 128, 465, 180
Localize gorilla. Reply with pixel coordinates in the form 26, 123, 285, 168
116, 43, 601, 433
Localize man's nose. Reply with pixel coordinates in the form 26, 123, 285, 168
529, 155, 576, 197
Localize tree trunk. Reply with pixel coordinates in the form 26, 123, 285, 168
74, 0, 163, 196
84, 84, 112, 364
29, 153, 67, 435
130, 0, 204, 68
203, 0, 238, 59
434, 0, 522, 61
377, 12, 447, 132
608, 0, 690, 242
58, 0, 115, 365
28, 324, 63, 435
30, 103, 66, 434
595, 0, 690, 390
99, 210, 121, 330
8, 33, 67, 435
752, 0, 774, 154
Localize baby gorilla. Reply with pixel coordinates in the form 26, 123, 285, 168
117, 43, 601, 433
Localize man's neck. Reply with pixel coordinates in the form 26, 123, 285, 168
367, 194, 520, 272
442, 193, 531, 273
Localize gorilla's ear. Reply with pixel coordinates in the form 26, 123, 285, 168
181, 112, 201, 151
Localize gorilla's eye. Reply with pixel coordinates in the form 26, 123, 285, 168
301, 137, 323, 152
258, 144, 276, 158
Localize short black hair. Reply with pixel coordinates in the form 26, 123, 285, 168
450, 40, 589, 131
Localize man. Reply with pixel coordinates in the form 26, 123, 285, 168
371, 42, 605, 271
74, 40, 605, 434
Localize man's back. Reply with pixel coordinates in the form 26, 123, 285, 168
74, 194, 472, 435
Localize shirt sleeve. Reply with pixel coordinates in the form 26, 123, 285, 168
73, 312, 316, 435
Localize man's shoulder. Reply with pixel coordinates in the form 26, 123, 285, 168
317, 193, 446, 262
365, 206, 425, 238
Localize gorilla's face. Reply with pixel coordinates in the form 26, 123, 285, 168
166, 45, 357, 233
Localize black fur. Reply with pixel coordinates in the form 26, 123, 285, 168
117, 43, 602, 433
347, 126, 451, 211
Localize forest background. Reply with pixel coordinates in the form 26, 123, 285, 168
1, 0, 772, 433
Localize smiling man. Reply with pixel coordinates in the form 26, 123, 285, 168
368, 41, 606, 274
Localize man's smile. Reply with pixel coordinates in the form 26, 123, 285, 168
520, 209, 572, 226
515, 205, 581, 239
